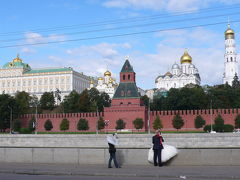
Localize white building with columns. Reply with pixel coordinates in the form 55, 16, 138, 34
155, 50, 201, 91
223, 24, 238, 85
90, 70, 118, 99
0, 55, 92, 100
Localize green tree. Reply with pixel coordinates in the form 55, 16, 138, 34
44, 119, 53, 131
61, 90, 81, 113
40, 92, 55, 110
15, 91, 32, 114
235, 114, 240, 129
133, 118, 144, 131
153, 115, 163, 130
0, 94, 18, 132
115, 119, 126, 130
28, 116, 36, 132
77, 118, 89, 131
97, 116, 105, 131
194, 115, 206, 129
60, 118, 69, 131
232, 73, 240, 89
214, 114, 224, 132
79, 90, 92, 112
172, 114, 184, 130
141, 95, 150, 107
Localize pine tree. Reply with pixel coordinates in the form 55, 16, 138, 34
60, 118, 69, 131
115, 119, 126, 130
97, 116, 105, 131
214, 115, 224, 132
232, 73, 240, 88
44, 119, 53, 131
172, 114, 184, 130
153, 115, 163, 130
235, 114, 240, 129
133, 118, 144, 131
77, 118, 89, 131
194, 115, 206, 129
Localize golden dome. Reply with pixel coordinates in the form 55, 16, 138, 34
90, 79, 94, 84
13, 54, 23, 63
98, 77, 103, 80
180, 50, 192, 64
165, 71, 172, 76
225, 25, 235, 39
104, 70, 111, 76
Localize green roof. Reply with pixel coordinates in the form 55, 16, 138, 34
24, 67, 72, 74
120, 60, 134, 73
2, 61, 31, 70
113, 82, 140, 99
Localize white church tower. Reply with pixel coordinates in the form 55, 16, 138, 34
223, 24, 238, 85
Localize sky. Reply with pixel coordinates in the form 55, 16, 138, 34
0, 0, 240, 90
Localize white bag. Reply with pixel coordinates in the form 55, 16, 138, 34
148, 144, 178, 163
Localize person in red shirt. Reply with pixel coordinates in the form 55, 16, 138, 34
152, 130, 164, 166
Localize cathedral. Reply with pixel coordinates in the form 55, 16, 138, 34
155, 50, 201, 91
90, 70, 118, 99
223, 24, 238, 85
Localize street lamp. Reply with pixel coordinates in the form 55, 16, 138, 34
148, 98, 150, 134
8, 106, 12, 134
35, 102, 38, 134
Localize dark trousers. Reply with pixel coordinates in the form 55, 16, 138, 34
153, 149, 162, 166
108, 152, 119, 168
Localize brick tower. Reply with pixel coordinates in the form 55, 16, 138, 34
104, 58, 147, 131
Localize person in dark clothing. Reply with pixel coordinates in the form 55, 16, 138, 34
152, 130, 164, 166
107, 133, 120, 168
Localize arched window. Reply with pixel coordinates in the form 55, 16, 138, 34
231, 57, 233, 62
123, 75, 125, 80
128, 74, 130, 80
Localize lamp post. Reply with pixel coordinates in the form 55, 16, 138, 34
35, 102, 38, 134
210, 99, 213, 132
148, 98, 150, 134
8, 106, 12, 134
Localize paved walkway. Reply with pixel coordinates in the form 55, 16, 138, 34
0, 163, 240, 179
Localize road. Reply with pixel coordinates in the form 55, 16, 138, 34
0, 173, 235, 180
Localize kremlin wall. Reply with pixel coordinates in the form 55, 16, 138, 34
19, 58, 240, 132
20, 108, 239, 132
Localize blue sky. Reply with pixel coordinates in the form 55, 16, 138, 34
0, 0, 240, 89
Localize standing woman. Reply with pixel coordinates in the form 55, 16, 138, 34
152, 130, 164, 166
107, 133, 121, 168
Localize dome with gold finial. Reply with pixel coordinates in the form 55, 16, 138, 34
98, 77, 103, 80
180, 50, 192, 64
225, 24, 235, 40
104, 70, 111, 76
13, 54, 23, 63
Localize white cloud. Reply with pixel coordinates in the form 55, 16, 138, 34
21, 47, 36, 53
102, 0, 237, 12
24, 32, 66, 44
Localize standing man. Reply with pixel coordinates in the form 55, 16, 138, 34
152, 130, 164, 166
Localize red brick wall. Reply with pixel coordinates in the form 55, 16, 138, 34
19, 108, 240, 132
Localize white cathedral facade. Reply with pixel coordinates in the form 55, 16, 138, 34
223, 24, 238, 85
90, 70, 118, 99
0, 55, 92, 100
155, 50, 201, 91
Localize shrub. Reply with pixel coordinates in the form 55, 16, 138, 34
77, 118, 89, 131
44, 119, 53, 131
223, 124, 234, 132
203, 124, 215, 132
194, 115, 206, 129
172, 114, 184, 130
60, 118, 69, 131
153, 115, 163, 130
19, 128, 31, 134
133, 118, 144, 131
115, 119, 126, 130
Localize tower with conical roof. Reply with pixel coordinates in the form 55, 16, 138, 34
223, 24, 238, 85
104, 57, 146, 131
